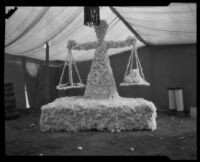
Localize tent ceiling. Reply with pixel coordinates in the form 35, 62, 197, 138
5, 4, 196, 62
114, 4, 196, 45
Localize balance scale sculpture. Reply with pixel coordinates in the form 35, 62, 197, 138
68, 20, 136, 99
40, 20, 157, 132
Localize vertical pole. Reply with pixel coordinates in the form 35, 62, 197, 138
21, 56, 31, 108
45, 42, 50, 103
24, 84, 30, 108
68, 51, 73, 86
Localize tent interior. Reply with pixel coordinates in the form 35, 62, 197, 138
4, 4, 197, 158
4, 4, 196, 112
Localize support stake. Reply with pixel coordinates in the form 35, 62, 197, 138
45, 42, 50, 103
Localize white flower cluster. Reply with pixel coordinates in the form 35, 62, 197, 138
121, 68, 150, 86
126, 36, 136, 46
65, 20, 138, 99
67, 40, 77, 50
94, 19, 108, 41
125, 69, 142, 83
40, 96, 157, 132
72, 42, 98, 51
84, 42, 118, 99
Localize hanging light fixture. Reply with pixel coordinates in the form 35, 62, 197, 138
84, 6, 100, 27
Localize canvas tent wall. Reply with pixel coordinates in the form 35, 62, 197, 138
4, 43, 196, 111
4, 5, 196, 110
64, 44, 196, 112
5, 5, 196, 61
4, 54, 26, 109
4, 54, 65, 108
117, 44, 196, 112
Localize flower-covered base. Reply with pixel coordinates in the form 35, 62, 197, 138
40, 96, 157, 132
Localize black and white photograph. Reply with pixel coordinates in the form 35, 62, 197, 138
4, 4, 197, 159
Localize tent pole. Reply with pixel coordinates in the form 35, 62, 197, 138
21, 56, 30, 108
109, 7, 151, 46
45, 42, 50, 103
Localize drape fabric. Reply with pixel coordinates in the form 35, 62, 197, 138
114, 4, 196, 45
5, 4, 196, 62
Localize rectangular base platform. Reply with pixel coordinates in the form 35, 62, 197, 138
40, 96, 157, 132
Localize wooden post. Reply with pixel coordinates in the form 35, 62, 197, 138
45, 42, 50, 103
21, 56, 30, 108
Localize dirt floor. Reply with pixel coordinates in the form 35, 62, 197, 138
5, 108, 197, 159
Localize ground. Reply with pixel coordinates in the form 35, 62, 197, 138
5, 108, 196, 159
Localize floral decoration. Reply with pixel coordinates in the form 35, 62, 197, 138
40, 96, 157, 132
66, 20, 137, 100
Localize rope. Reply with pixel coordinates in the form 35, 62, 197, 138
70, 52, 83, 84
134, 48, 139, 70
123, 46, 135, 81
129, 47, 134, 70
57, 48, 84, 90
135, 48, 140, 71
135, 48, 145, 80
58, 51, 68, 85
122, 46, 147, 82
68, 50, 73, 85
74, 59, 83, 84
120, 45, 149, 86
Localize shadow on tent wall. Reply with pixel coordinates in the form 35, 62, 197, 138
4, 54, 63, 109
4, 55, 26, 109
